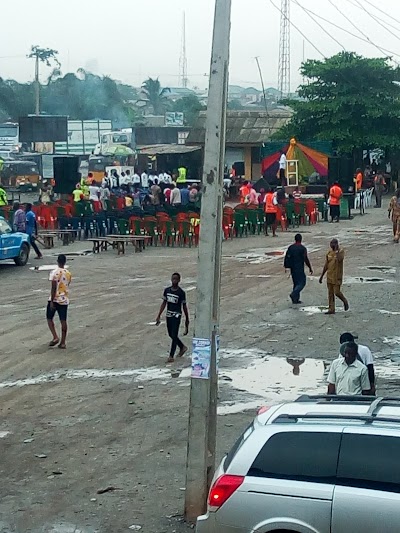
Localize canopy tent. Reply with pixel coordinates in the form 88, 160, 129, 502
260, 139, 331, 183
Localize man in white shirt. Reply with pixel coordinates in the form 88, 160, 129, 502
88, 183, 101, 202
141, 171, 148, 188
328, 342, 371, 396
170, 183, 182, 206
133, 171, 141, 186
339, 332, 375, 394
278, 150, 287, 185
163, 172, 172, 185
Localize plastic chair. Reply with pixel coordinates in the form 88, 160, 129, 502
118, 219, 129, 235
275, 206, 287, 232
234, 211, 247, 237
294, 202, 306, 225
159, 220, 176, 246
246, 209, 261, 235
285, 202, 300, 227
176, 220, 193, 247
305, 200, 318, 224
129, 216, 143, 235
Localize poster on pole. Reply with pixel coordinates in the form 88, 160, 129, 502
191, 338, 211, 379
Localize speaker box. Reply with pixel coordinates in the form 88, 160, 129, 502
328, 157, 353, 188
233, 161, 245, 176
53, 156, 80, 194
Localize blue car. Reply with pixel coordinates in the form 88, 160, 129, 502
0, 216, 31, 266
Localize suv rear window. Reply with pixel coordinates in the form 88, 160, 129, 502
337, 434, 400, 493
248, 431, 341, 483
224, 423, 254, 471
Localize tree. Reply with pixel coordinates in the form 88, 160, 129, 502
172, 94, 205, 125
275, 52, 400, 155
28, 45, 60, 115
141, 78, 170, 115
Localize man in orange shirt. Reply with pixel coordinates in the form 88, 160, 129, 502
328, 181, 343, 223
264, 187, 278, 236
355, 168, 363, 191
239, 180, 251, 203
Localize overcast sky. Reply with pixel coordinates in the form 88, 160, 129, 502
0, 0, 398, 91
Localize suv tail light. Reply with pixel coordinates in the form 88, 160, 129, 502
208, 475, 244, 509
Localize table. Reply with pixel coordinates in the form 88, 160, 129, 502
90, 235, 152, 255
38, 230, 76, 248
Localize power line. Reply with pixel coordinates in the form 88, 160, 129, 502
346, 0, 400, 33
327, 0, 399, 65
362, 0, 400, 27
292, 1, 400, 59
292, 0, 346, 51
350, 0, 400, 43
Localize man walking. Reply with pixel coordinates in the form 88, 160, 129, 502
25, 203, 43, 259
339, 332, 375, 395
156, 272, 189, 363
47, 254, 71, 349
12, 202, 26, 232
284, 233, 313, 305
278, 150, 287, 186
264, 187, 278, 237
374, 172, 386, 208
328, 342, 371, 396
319, 238, 349, 314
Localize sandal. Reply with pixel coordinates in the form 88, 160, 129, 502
49, 339, 60, 347
58, 344, 67, 349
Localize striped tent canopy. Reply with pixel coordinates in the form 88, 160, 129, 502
261, 138, 331, 182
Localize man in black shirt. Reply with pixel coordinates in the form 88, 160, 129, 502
284, 233, 313, 304
156, 272, 190, 363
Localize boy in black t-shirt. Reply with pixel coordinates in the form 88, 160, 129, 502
156, 272, 190, 363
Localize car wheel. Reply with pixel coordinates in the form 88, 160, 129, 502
14, 243, 30, 266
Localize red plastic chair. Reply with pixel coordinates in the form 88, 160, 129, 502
275, 206, 287, 232
305, 200, 318, 224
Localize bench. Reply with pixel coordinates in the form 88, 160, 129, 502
90, 236, 152, 255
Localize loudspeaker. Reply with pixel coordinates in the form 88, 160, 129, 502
53, 156, 80, 194
233, 161, 245, 176
328, 156, 353, 188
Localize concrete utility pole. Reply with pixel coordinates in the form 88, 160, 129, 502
34, 54, 40, 116
184, 0, 231, 523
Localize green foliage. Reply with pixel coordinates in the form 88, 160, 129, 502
172, 94, 205, 125
274, 52, 400, 154
28, 45, 60, 67
141, 77, 170, 115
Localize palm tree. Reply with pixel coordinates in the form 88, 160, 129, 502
141, 78, 170, 115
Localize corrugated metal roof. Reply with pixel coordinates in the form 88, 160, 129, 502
187, 110, 292, 145
136, 144, 201, 155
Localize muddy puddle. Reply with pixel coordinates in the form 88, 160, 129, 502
235, 245, 320, 265
344, 277, 395, 284
365, 266, 396, 274
30, 264, 70, 272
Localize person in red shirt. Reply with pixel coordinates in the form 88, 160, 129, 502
355, 168, 363, 191
264, 187, 278, 237
239, 181, 251, 203
328, 182, 343, 223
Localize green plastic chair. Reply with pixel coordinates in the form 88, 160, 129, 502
340, 198, 349, 219
234, 211, 247, 237
286, 202, 300, 227
117, 219, 129, 235
246, 209, 261, 235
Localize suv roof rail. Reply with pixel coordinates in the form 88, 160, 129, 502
273, 413, 400, 425
295, 394, 400, 404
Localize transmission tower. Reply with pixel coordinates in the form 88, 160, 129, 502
278, 0, 291, 98
179, 11, 188, 88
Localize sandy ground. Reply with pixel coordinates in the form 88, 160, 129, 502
1, 203, 400, 533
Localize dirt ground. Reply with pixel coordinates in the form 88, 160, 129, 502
1, 204, 400, 533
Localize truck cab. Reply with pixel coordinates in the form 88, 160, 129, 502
0, 217, 30, 266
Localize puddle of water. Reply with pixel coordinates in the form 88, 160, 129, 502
374, 310, 400, 316
345, 277, 395, 284
0, 431, 10, 438
222, 356, 325, 406
245, 275, 272, 278
186, 286, 196, 292
265, 251, 284, 257
365, 266, 396, 274
0, 367, 173, 389
383, 337, 400, 346
51, 250, 92, 257
29, 264, 69, 272
219, 348, 270, 360
300, 306, 329, 316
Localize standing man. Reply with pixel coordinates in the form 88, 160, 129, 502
339, 332, 375, 395
170, 183, 182, 207
0, 185, 7, 206
328, 342, 371, 396
47, 254, 71, 349
328, 181, 343, 223
278, 150, 287, 186
177, 165, 187, 187
156, 272, 189, 363
264, 187, 278, 237
319, 238, 349, 315
374, 172, 386, 208
284, 233, 313, 305
12, 202, 26, 232
388, 189, 400, 243
239, 180, 251, 204
355, 168, 363, 192
180, 183, 191, 206
25, 203, 43, 259
150, 178, 162, 206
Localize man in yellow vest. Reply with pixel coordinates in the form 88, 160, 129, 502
0, 186, 7, 206
177, 166, 187, 186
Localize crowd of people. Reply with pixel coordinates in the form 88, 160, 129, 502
71, 168, 200, 212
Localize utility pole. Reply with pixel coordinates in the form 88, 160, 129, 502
34, 53, 40, 116
179, 11, 188, 88
184, 0, 231, 523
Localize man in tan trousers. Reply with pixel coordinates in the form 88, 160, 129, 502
319, 238, 349, 315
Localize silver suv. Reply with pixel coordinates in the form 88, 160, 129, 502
196, 395, 400, 533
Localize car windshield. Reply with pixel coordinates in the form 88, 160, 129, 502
0, 219, 12, 234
